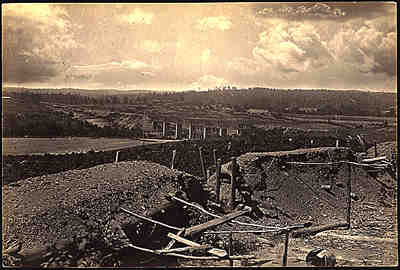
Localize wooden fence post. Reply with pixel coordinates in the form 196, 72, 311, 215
374, 142, 378, 157
213, 149, 217, 169
282, 231, 290, 266
228, 231, 233, 266
198, 146, 207, 181
171, 150, 177, 169
115, 151, 120, 163
230, 157, 237, 210
347, 163, 352, 229
215, 159, 222, 203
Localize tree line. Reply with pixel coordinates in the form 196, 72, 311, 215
3, 87, 396, 116
2, 110, 142, 138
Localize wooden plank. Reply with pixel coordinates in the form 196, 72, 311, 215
120, 207, 183, 231
157, 245, 210, 254
361, 156, 387, 163
167, 233, 228, 258
292, 223, 348, 238
184, 207, 251, 237
164, 229, 185, 250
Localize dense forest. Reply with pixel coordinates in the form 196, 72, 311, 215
3, 86, 396, 116
2, 110, 142, 138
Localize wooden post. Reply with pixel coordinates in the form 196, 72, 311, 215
336, 139, 339, 148
374, 142, 378, 157
347, 163, 352, 229
228, 231, 233, 266
175, 123, 182, 139
198, 146, 207, 181
215, 159, 222, 203
188, 123, 193, 140
230, 157, 237, 210
115, 151, 120, 163
162, 121, 167, 137
213, 149, 217, 169
206, 169, 211, 183
282, 231, 290, 266
203, 127, 207, 140
171, 150, 177, 169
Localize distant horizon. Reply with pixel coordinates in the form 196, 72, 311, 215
2, 84, 397, 94
3, 3, 397, 92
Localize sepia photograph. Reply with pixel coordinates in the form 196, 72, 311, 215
2, 2, 398, 267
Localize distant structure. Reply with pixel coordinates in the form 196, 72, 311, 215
141, 113, 253, 140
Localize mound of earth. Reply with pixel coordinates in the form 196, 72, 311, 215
2, 160, 201, 253
208, 147, 393, 226
367, 141, 397, 160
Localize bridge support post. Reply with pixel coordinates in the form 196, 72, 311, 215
188, 123, 193, 139
175, 123, 182, 139
162, 121, 167, 137
203, 127, 207, 140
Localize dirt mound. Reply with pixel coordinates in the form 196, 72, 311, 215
208, 147, 391, 226
2, 161, 192, 252
367, 141, 397, 159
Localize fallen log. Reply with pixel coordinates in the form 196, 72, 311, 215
292, 223, 348, 238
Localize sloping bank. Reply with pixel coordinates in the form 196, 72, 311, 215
3, 130, 342, 185
2, 160, 207, 267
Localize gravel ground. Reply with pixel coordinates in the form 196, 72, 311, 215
2, 160, 184, 253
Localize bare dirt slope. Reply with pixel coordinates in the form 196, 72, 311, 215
2, 161, 183, 252
202, 146, 398, 267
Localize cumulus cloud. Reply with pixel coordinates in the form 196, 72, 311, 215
63, 59, 161, 86
142, 40, 162, 53
189, 75, 229, 90
201, 49, 211, 63
252, 21, 334, 74
227, 57, 261, 76
196, 16, 232, 31
70, 60, 154, 72
3, 4, 81, 83
119, 8, 154, 25
257, 3, 346, 19
328, 18, 396, 76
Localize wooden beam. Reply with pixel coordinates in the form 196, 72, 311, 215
167, 233, 227, 258
292, 223, 348, 238
184, 207, 251, 237
157, 245, 211, 254
164, 229, 185, 250
361, 156, 387, 163
120, 207, 183, 231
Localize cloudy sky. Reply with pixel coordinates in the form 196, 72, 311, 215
2, 2, 397, 91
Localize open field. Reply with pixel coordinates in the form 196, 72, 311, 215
2, 137, 159, 156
